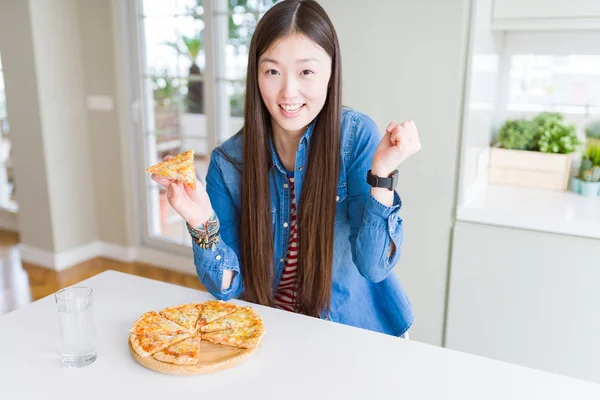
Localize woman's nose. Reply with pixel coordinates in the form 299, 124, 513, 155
280, 76, 299, 98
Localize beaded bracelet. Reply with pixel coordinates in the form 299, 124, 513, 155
186, 211, 220, 250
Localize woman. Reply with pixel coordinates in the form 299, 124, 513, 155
152, 0, 421, 337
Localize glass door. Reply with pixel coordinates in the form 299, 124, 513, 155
128, 0, 278, 253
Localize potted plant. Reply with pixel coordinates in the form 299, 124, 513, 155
164, 32, 204, 114
533, 112, 580, 154
579, 163, 600, 197
497, 119, 536, 150
489, 112, 582, 191
585, 120, 600, 146
164, 32, 208, 156
574, 143, 600, 197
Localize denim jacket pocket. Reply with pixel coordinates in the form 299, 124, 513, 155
335, 185, 348, 224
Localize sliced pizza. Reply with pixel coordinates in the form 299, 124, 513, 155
129, 310, 188, 336
145, 149, 197, 190
159, 303, 201, 334
197, 300, 239, 328
130, 332, 191, 358
152, 336, 202, 365
200, 323, 265, 349
200, 306, 262, 333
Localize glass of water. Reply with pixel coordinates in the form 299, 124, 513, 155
55, 286, 97, 368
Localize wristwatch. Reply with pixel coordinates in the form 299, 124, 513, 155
366, 169, 398, 191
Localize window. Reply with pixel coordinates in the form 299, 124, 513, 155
500, 31, 600, 134
0, 52, 17, 212
508, 55, 600, 116
135, 0, 278, 249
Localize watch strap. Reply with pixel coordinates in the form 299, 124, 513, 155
366, 169, 398, 191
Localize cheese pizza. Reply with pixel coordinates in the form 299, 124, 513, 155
130, 332, 191, 358
152, 337, 202, 365
129, 311, 189, 336
159, 303, 201, 333
199, 323, 264, 349
129, 300, 265, 373
200, 306, 262, 333
197, 300, 239, 328
145, 149, 197, 190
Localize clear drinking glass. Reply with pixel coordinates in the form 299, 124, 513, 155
55, 286, 97, 368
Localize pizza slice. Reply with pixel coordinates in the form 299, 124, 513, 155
130, 332, 191, 358
152, 336, 202, 365
200, 306, 262, 333
129, 311, 188, 336
145, 149, 197, 190
200, 323, 265, 349
159, 303, 201, 334
197, 300, 239, 328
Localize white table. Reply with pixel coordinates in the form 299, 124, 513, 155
1, 270, 598, 399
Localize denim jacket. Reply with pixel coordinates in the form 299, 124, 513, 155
193, 108, 413, 336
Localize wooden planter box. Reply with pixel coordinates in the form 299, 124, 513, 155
488, 145, 572, 191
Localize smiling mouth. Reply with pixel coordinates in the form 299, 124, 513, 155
279, 104, 305, 114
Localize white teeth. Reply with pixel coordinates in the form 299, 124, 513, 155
281, 104, 303, 112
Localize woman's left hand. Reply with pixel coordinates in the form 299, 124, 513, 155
371, 120, 421, 176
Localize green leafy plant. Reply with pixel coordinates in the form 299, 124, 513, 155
585, 143, 600, 166
585, 120, 600, 140
496, 112, 581, 153
579, 158, 593, 179
578, 144, 600, 183
498, 119, 536, 150
531, 111, 563, 125
164, 32, 204, 114
530, 112, 580, 154
186, 0, 278, 54
536, 123, 580, 153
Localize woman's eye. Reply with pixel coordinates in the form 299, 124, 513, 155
301, 70, 314, 76
266, 69, 280, 76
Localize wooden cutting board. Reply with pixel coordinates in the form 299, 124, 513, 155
128, 338, 263, 375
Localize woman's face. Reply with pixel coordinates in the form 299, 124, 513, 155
258, 33, 332, 136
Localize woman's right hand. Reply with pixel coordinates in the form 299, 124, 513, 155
151, 156, 213, 227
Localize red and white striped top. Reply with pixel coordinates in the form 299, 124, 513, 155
273, 176, 298, 312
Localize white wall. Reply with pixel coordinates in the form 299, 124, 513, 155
321, 0, 472, 346
28, 0, 99, 253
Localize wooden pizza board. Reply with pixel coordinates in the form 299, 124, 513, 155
129, 338, 263, 375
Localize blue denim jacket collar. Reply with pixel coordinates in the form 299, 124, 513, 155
269, 117, 318, 175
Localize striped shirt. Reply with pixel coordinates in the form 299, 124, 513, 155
273, 176, 298, 312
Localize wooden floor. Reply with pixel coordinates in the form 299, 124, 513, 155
0, 230, 206, 316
